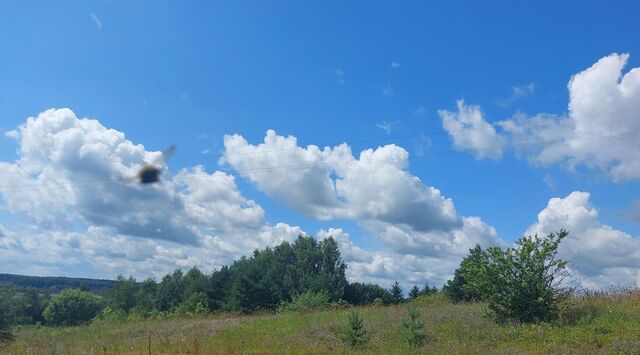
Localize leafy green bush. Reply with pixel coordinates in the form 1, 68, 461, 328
400, 307, 426, 346
468, 230, 571, 323
340, 311, 368, 348
43, 289, 103, 326
180, 291, 210, 315
94, 305, 127, 322
278, 290, 330, 312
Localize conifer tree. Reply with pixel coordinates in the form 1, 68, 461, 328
390, 281, 404, 304
420, 283, 437, 296
409, 285, 421, 300
400, 307, 426, 346
340, 311, 368, 348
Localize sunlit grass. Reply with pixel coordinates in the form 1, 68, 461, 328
3, 292, 639, 354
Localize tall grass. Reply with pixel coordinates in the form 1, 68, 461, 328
3, 291, 639, 354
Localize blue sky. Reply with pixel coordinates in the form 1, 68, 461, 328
1, 1, 639, 288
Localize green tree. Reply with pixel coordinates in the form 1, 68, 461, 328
442, 245, 488, 302
469, 230, 570, 323
43, 289, 102, 326
390, 281, 404, 304
208, 266, 232, 310
340, 311, 368, 348
156, 270, 184, 311
400, 307, 426, 346
319, 237, 348, 301
225, 255, 280, 313
420, 283, 438, 296
409, 285, 421, 300
105, 275, 137, 312
183, 267, 209, 298
344, 282, 392, 305
131, 278, 157, 316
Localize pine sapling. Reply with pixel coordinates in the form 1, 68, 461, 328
340, 311, 368, 348
401, 307, 426, 347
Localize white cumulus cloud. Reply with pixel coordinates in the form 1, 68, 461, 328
438, 100, 506, 160
525, 191, 640, 289
440, 53, 640, 181
0, 109, 306, 278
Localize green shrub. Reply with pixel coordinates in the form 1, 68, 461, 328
278, 290, 330, 312
180, 292, 210, 315
468, 230, 570, 323
43, 289, 103, 326
400, 307, 426, 346
94, 305, 127, 322
373, 297, 384, 306
340, 311, 368, 348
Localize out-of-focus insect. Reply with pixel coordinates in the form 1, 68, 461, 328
122, 145, 176, 184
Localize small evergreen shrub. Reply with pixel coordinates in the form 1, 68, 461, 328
340, 311, 368, 348
400, 307, 426, 347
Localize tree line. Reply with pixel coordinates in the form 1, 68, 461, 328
1, 229, 570, 340
0, 235, 437, 330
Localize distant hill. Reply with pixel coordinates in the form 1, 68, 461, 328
0, 273, 116, 293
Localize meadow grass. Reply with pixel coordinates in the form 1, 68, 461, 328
3, 292, 639, 354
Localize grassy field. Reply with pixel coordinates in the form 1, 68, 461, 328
3, 292, 640, 354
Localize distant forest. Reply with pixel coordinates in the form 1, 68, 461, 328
0, 274, 117, 293
0, 235, 437, 328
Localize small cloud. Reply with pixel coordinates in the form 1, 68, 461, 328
390, 62, 400, 69
496, 83, 535, 107
376, 120, 399, 135
90, 13, 102, 30
201, 148, 213, 155
412, 106, 426, 118
335, 69, 345, 84
381, 85, 394, 97
543, 173, 556, 190
4, 130, 18, 139
181, 93, 188, 101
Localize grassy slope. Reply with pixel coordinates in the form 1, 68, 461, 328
3, 293, 639, 354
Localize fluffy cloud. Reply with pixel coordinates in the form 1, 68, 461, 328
0, 109, 306, 278
3, 108, 637, 290
440, 53, 640, 181
438, 100, 506, 160
525, 191, 640, 289
222, 130, 460, 232
222, 129, 502, 286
